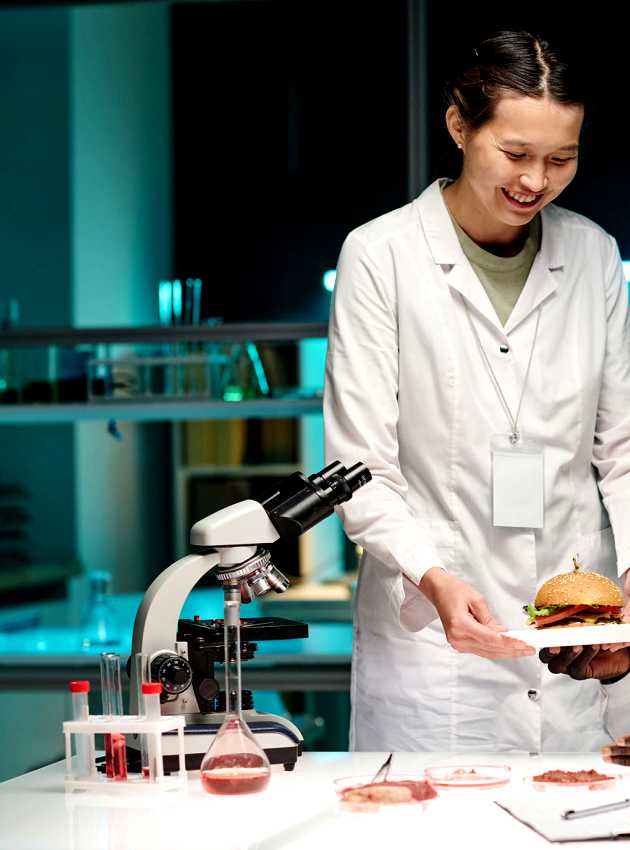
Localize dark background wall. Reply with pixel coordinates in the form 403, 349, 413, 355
172, 1, 630, 325
172, 0, 409, 322
425, 3, 629, 252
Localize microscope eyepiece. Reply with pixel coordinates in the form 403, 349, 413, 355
260, 460, 371, 539
318, 462, 371, 503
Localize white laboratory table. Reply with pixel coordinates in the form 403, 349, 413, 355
2, 750, 630, 850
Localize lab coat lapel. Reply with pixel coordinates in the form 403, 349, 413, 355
417, 180, 506, 331
418, 182, 564, 334
504, 207, 564, 334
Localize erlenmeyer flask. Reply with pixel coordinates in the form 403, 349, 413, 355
200, 589, 270, 795
200, 715, 271, 794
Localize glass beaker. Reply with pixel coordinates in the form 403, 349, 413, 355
199, 591, 270, 795
79, 570, 120, 650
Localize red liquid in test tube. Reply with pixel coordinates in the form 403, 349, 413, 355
99, 652, 128, 781
104, 732, 128, 780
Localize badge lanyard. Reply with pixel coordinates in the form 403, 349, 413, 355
461, 297, 542, 445
462, 296, 544, 529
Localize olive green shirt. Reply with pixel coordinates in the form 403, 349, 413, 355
442, 184, 542, 326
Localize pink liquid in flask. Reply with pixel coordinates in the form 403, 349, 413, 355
200, 753, 270, 795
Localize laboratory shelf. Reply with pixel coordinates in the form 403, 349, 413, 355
0, 321, 328, 423
0, 397, 323, 424
0, 322, 328, 347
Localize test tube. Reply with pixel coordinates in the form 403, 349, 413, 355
68, 680, 95, 778
99, 652, 128, 780
133, 653, 150, 777
141, 682, 163, 781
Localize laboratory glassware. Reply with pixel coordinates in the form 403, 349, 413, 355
199, 589, 271, 795
68, 680, 95, 779
141, 682, 163, 781
80, 570, 119, 649
133, 652, 150, 776
99, 652, 128, 780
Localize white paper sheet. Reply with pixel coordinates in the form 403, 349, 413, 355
496, 791, 630, 842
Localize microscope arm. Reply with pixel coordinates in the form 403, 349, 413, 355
132, 498, 281, 663
131, 552, 221, 663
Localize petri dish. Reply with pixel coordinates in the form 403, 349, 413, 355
423, 764, 511, 789
333, 774, 438, 813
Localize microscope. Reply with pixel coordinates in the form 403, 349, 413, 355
129, 461, 370, 772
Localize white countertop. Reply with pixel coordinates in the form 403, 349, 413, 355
2, 751, 630, 849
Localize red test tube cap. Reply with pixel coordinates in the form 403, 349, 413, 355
142, 682, 162, 695
69, 680, 90, 693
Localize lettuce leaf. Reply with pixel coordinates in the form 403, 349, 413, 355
523, 603, 559, 622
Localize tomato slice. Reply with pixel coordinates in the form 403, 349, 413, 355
534, 605, 590, 626
535, 605, 621, 627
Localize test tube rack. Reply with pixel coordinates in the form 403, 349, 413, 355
63, 714, 187, 792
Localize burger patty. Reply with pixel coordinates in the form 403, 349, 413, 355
534, 605, 623, 629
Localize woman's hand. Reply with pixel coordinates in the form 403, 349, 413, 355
539, 644, 630, 681
419, 568, 536, 660
603, 736, 630, 766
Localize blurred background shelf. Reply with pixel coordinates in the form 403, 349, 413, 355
0, 397, 323, 424
0, 562, 82, 607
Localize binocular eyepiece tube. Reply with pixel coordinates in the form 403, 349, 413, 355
261, 460, 371, 539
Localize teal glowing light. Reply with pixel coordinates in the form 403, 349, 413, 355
323, 270, 337, 292
223, 386, 244, 402
246, 343, 270, 395
158, 280, 172, 325
624, 262, 630, 303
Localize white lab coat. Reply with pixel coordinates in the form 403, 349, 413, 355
324, 178, 630, 753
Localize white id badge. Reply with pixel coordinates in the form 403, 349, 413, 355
491, 435, 544, 528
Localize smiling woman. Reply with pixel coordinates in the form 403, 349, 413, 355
442, 32, 585, 252
324, 29, 630, 754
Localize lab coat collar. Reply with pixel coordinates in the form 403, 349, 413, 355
415, 179, 564, 334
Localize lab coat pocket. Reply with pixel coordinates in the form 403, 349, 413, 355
396, 519, 459, 633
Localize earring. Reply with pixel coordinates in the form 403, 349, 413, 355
457, 144, 462, 150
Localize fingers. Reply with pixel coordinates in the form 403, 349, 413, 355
601, 642, 630, 652
468, 594, 498, 627
540, 645, 600, 678
432, 577, 536, 660
540, 644, 630, 680
448, 616, 535, 658
540, 645, 584, 674
565, 645, 599, 679
602, 746, 630, 766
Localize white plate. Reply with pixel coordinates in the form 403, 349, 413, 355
503, 622, 630, 649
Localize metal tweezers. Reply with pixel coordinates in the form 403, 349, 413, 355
562, 798, 630, 820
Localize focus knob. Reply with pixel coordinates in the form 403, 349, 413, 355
150, 653, 193, 695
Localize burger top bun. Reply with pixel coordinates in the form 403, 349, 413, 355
535, 570, 624, 609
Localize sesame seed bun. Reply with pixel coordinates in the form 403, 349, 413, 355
535, 571, 624, 609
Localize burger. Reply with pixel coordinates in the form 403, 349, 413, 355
524, 570, 625, 629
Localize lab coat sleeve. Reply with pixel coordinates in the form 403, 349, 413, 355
323, 232, 443, 630
592, 235, 630, 576
603, 675, 630, 742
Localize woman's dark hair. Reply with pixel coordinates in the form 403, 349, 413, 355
445, 31, 588, 130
